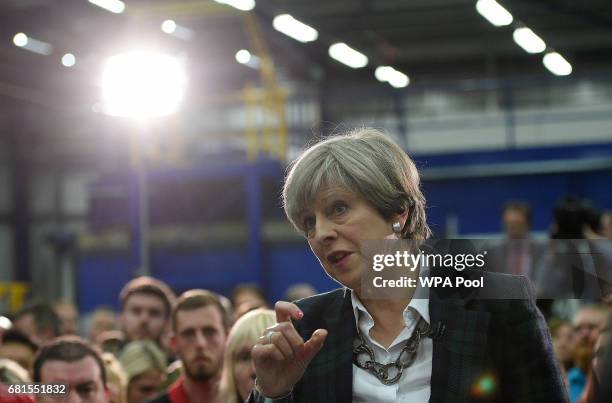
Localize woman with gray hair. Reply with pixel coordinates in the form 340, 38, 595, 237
249, 128, 567, 402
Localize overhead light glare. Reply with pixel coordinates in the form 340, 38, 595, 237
13, 33, 52, 55
513, 27, 546, 54
543, 52, 572, 76
475, 0, 513, 27
0, 316, 11, 330
161, 20, 193, 41
375, 66, 410, 88
375, 66, 394, 82
389, 72, 410, 88
328, 42, 368, 69
13, 33, 28, 47
213, 0, 255, 11
161, 20, 177, 34
235, 49, 252, 64
235, 49, 260, 69
88, 0, 125, 14
101, 51, 187, 118
62, 53, 76, 67
273, 14, 318, 43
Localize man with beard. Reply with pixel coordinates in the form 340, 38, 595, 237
148, 290, 230, 403
119, 277, 176, 346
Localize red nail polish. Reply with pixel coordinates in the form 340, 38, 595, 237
296, 311, 304, 319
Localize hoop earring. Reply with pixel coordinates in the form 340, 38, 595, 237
392, 221, 402, 235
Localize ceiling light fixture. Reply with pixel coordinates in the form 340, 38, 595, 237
13, 33, 28, 47
101, 51, 187, 118
88, 0, 125, 14
543, 52, 572, 76
213, 0, 255, 12
513, 27, 546, 54
62, 53, 76, 67
375, 66, 410, 88
161, 20, 193, 41
272, 14, 318, 43
328, 42, 368, 69
13, 32, 52, 55
475, 0, 513, 27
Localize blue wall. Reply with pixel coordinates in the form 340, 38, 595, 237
77, 143, 612, 312
77, 245, 338, 312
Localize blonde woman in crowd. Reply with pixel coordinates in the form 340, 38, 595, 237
0, 358, 32, 401
102, 352, 128, 403
220, 309, 276, 403
119, 340, 167, 403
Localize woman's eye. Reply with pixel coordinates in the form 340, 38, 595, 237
303, 216, 315, 231
333, 203, 347, 215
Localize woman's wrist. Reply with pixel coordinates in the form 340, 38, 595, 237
254, 378, 293, 400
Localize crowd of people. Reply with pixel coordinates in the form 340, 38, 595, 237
0, 128, 610, 403
485, 198, 612, 402
0, 277, 315, 403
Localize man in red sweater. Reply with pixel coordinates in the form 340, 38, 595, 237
148, 290, 229, 403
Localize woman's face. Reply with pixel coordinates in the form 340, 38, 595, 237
301, 186, 396, 290
233, 341, 256, 401
127, 369, 164, 403
552, 323, 575, 364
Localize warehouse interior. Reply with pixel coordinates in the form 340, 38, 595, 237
0, 0, 611, 312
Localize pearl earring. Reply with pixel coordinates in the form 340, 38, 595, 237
392, 222, 402, 235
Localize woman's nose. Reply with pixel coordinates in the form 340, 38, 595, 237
314, 217, 337, 242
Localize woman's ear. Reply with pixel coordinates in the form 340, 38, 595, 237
390, 208, 409, 238
397, 208, 409, 231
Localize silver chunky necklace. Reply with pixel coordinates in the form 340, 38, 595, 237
352, 318, 433, 385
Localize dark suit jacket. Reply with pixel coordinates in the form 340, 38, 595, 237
249, 270, 568, 403
486, 239, 546, 278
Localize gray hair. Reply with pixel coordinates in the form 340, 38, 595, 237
283, 128, 431, 240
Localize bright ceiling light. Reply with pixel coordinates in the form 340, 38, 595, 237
476, 0, 513, 27
13, 33, 28, 47
214, 0, 255, 11
161, 20, 193, 41
235, 49, 252, 64
101, 51, 187, 118
388, 72, 409, 88
161, 20, 177, 34
273, 14, 318, 43
13, 33, 52, 55
328, 42, 368, 69
543, 52, 572, 76
0, 316, 11, 330
235, 49, 260, 69
62, 53, 76, 67
513, 27, 546, 54
375, 66, 410, 88
88, 0, 125, 14
375, 66, 394, 82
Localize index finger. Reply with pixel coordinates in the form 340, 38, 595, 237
274, 301, 304, 323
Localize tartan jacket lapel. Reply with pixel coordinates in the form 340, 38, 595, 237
429, 297, 491, 403
305, 289, 493, 403
297, 288, 355, 403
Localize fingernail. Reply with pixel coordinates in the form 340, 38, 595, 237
295, 311, 304, 319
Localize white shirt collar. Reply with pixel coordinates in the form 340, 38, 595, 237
350, 278, 430, 330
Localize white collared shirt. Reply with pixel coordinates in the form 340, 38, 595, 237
351, 289, 432, 403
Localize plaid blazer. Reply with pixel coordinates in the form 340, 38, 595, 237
249, 271, 568, 403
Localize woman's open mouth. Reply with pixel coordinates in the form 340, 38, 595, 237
327, 251, 354, 268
